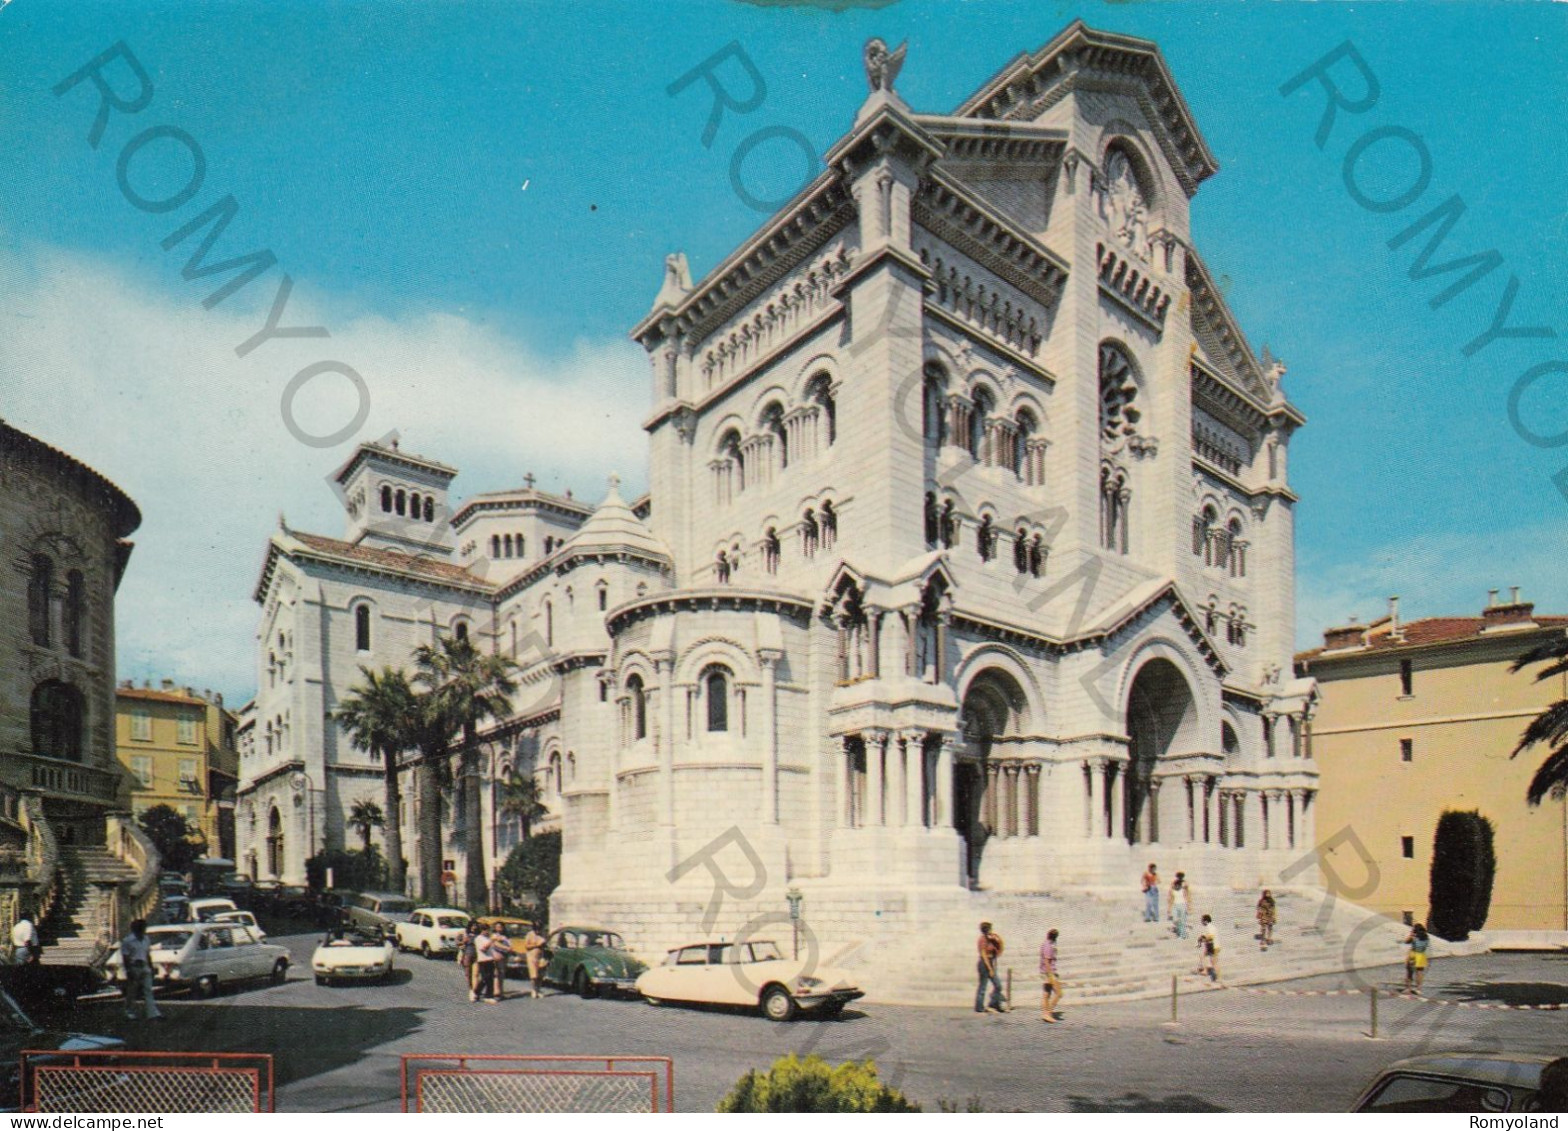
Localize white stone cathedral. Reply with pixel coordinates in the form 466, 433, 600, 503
239, 22, 1323, 962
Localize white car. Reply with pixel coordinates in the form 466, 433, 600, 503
635, 939, 865, 1021
394, 908, 469, 958
311, 926, 396, 985
212, 910, 267, 939
186, 897, 240, 923
104, 923, 290, 997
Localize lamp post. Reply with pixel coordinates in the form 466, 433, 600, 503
786, 886, 803, 959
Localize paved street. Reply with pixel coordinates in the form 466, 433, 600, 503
45, 933, 1568, 1112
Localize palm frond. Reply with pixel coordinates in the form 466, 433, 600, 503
1512, 699, 1568, 757
1525, 744, 1568, 806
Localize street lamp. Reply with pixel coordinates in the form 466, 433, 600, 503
786, 886, 803, 959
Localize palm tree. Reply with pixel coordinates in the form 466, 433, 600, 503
348, 798, 385, 856
414, 635, 518, 908
334, 667, 416, 892
1510, 636, 1568, 803
496, 771, 550, 842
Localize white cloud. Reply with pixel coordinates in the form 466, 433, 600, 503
1296, 520, 1568, 650
0, 245, 650, 702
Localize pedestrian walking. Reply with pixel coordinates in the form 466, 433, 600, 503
485, 924, 509, 1001
11, 913, 38, 966
1169, 873, 1191, 939
1141, 863, 1160, 923
974, 921, 1007, 1014
458, 922, 480, 1002
1255, 889, 1277, 950
1197, 914, 1220, 983
119, 919, 163, 1020
522, 923, 547, 999
1402, 923, 1430, 995
474, 922, 501, 1004
1039, 928, 1063, 1023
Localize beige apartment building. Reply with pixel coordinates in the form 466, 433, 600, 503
1298, 592, 1568, 932
116, 682, 239, 859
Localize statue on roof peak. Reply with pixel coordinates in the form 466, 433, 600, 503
864, 38, 906, 94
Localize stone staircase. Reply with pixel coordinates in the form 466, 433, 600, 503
837, 888, 1414, 1006
40, 846, 137, 966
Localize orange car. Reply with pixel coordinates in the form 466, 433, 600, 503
472, 916, 537, 979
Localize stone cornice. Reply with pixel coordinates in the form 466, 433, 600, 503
632, 178, 855, 348
914, 174, 1068, 304
331, 442, 457, 487
450, 492, 592, 530
605, 589, 815, 638
916, 116, 1069, 166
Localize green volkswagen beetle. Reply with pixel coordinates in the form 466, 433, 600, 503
543, 927, 646, 998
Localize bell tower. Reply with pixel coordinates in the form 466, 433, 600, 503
332, 437, 458, 555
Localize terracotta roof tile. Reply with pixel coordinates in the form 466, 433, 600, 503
291, 532, 486, 587
1297, 614, 1568, 663
118, 687, 205, 706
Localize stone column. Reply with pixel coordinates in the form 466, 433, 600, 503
655, 656, 676, 829
900, 731, 924, 828
1148, 778, 1162, 845
1025, 764, 1041, 836
934, 736, 955, 828
758, 649, 781, 824
866, 729, 888, 827
1105, 762, 1123, 840
1084, 760, 1100, 838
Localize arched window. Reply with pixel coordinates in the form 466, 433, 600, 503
801, 508, 820, 558
454, 620, 468, 643
380, 485, 392, 512
31, 680, 84, 762
718, 428, 746, 495
1029, 533, 1045, 578
1222, 721, 1240, 757
924, 492, 939, 548
763, 527, 781, 574
969, 387, 993, 460
64, 570, 85, 658
1100, 343, 1140, 444
1194, 505, 1217, 561
923, 364, 948, 448
514, 533, 524, 557
1013, 527, 1029, 573
1014, 408, 1038, 481
490, 535, 501, 558
1228, 518, 1246, 577
355, 604, 371, 651
628, 675, 647, 741
703, 666, 731, 733
409, 492, 422, 520
1100, 465, 1129, 554
715, 550, 731, 584
940, 498, 958, 549
761, 402, 788, 470
544, 602, 554, 647
597, 583, 608, 612
806, 374, 836, 447
548, 750, 562, 794
423, 496, 434, 522
28, 554, 51, 647
820, 500, 837, 549
976, 515, 996, 562
395, 489, 406, 517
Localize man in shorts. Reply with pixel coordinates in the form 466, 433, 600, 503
1039, 928, 1063, 1022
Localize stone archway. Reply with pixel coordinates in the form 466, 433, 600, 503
1124, 658, 1197, 845
958, 668, 1031, 887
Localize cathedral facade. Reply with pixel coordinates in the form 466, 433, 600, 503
240, 23, 1319, 952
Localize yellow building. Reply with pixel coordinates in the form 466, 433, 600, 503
1297, 592, 1568, 933
115, 682, 239, 858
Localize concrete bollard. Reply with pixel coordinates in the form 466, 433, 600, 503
1369, 986, 1379, 1039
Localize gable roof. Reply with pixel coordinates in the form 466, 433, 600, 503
253, 529, 490, 603
952, 20, 1219, 197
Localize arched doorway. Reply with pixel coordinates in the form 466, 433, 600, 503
266, 806, 284, 878
958, 668, 1030, 888
1124, 658, 1197, 844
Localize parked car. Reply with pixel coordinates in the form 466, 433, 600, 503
471, 917, 536, 978
186, 897, 240, 924
636, 939, 864, 1021
157, 894, 190, 925
1351, 1054, 1552, 1112
346, 892, 416, 936
0, 988, 123, 1111
395, 908, 469, 958
314, 889, 355, 928
104, 923, 290, 997
544, 927, 646, 997
311, 925, 396, 985
248, 879, 282, 911
212, 910, 267, 940
157, 873, 189, 896
218, 873, 255, 907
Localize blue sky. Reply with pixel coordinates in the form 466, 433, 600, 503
2, 0, 1566, 700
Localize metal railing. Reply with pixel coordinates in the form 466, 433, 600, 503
401, 1055, 674, 1113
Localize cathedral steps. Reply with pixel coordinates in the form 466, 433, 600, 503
38, 847, 134, 966
839, 888, 1416, 1007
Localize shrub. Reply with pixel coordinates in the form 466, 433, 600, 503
306, 846, 387, 893
718, 1055, 919, 1113
1427, 810, 1497, 941
496, 830, 560, 920
137, 805, 202, 872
